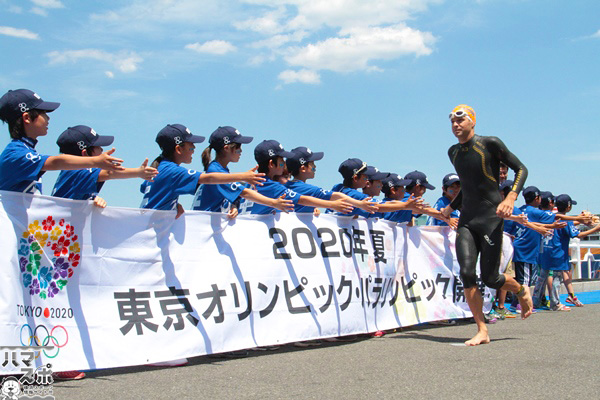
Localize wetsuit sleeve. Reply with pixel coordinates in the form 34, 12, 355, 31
447, 145, 462, 210
486, 136, 528, 195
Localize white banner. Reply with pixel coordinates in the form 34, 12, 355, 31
0, 191, 511, 372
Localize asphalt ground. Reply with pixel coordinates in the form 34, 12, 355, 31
53, 300, 600, 400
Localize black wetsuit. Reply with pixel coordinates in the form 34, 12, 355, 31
448, 134, 527, 289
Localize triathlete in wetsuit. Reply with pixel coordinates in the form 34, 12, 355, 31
448, 134, 526, 289
441, 104, 533, 346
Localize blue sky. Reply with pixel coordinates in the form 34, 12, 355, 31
1, 0, 599, 213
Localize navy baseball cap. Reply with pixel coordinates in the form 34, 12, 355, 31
286, 146, 324, 173
57, 125, 114, 156
383, 173, 412, 189
555, 194, 577, 209
499, 180, 514, 193
156, 124, 205, 152
442, 173, 460, 187
338, 158, 367, 180
405, 170, 435, 190
209, 126, 253, 150
523, 186, 540, 203
540, 191, 555, 202
365, 166, 390, 181
254, 140, 294, 164
0, 89, 60, 124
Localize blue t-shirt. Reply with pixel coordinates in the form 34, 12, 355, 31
540, 221, 579, 270
250, 178, 301, 214
330, 183, 370, 217
140, 160, 202, 211
503, 206, 523, 235
385, 192, 415, 223
192, 161, 245, 212
0, 138, 49, 194
284, 180, 332, 213
512, 204, 555, 263
426, 195, 460, 226
52, 168, 104, 200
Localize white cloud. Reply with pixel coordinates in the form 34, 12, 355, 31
46, 49, 143, 73
31, 7, 48, 16
233, 7, 287, 35
250, 30, 307, 49
105, 71, 115, 79
185, 40, 237, 55
239, 0, 441, 32
285, 25, 435, 73
0, 26, 39, 40
91, 0, 226, 30
278, 69, 320, 84
31, 0, 64, 8
8, 5, 23, 13
589, 29, 600, 39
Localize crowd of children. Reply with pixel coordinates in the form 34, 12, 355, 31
1, 88, 598, 376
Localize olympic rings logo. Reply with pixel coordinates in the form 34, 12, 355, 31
20, 324, 69, 359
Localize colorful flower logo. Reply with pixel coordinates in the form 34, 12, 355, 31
19, 217, 80, 300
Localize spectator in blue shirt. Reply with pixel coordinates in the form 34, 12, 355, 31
249, 140, 352, 215
0, 89, 124, 194
141, 124, 266, 219
52, 125, 158, 207
284, 147, 378, 215
193, 126, 293, 216
427, 173, 461, 226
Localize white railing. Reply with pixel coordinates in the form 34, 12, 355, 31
569, 239, 600, 279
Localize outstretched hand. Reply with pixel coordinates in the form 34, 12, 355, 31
273, 194, 294, 213
139, 158, 158, 181
241, 166, 266, 186
330, 199, 353, 214
95, 148, 125, 171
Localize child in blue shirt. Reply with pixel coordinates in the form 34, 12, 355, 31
550, 195, 600, 307
193, 126, 293, 216
330, 159, 424, 218
141, 124, 266, 219
0, 89, 124, 195
284, 147, 378, 215
426, 173, 461, 226
52, 125, 158, 207
249, 140, 353, 215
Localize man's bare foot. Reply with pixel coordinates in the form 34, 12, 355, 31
517, 286, 533, 319
465, 331, 490, 346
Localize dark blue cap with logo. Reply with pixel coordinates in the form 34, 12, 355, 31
254, 140, 294, 164
383, 173, 412, 189
499, 180, 513, 193
405, 170, 435, 190
57, 125, 114, 156
442, 173, 460, 187
540, 191, 554, 202
209, 126, 253, 150
156, 124, 205, 152
338, 158, 367, 180
286, 146, 324, 173
365, 166, 390, 181
523, 186, 541, 203
0, 89, 60, 124
555, 194, 577, 209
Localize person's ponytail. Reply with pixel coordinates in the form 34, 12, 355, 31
201, 146, 212, 171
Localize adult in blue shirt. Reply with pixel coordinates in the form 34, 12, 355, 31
193, 126, 293, 216
0, 89, 123, 194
